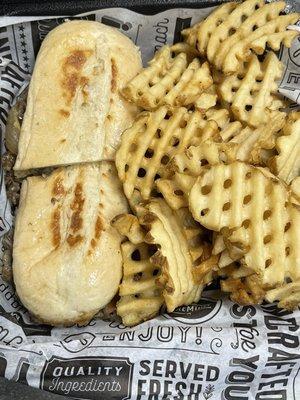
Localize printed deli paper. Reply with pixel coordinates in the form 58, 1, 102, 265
0, 4, 300, 400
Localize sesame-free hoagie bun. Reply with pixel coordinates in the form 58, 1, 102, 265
13, 162, 128, 325
14, 21, 142, 171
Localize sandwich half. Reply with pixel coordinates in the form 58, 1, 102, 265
13, 162, 128, 325
14, 20, 142, 171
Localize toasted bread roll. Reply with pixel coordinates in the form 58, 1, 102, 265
13, 162, 129, 325
14, 21, 142, 170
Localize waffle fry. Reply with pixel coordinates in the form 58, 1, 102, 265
117, 241, 164, 326
218, 52, 284, 127
265, 282, 300, 310
116, 106, 220, 200
223, 17, 299, 74
189, 161, 289, 232
122, 45, 213, 109
270, 112, 300, 184
140, 199, 207, 311
206, 0, 265, 63
214, 2, 299, 73
226, 194, 299, 289
196, 2, 238, 56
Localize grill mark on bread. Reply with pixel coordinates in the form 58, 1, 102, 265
52, 177, 65, 197
67, 234, 83, 247
69, 183, 85, 233
51, 207, 61, 248
89, 215, 104, 251
95, 216, 104, 239
65, 50, 88, 69
59, 109, 70, 117
61, 50, 91, 104
111, 58, 117, 93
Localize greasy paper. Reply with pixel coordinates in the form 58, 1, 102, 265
0, 5, 300, 400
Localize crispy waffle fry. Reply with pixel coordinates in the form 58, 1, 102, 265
214, 2, 299, 73
218, 52, 284, 127
221, 274, 266, 305
117, 241, 164, 326
206, 0, 265, 63
116, 106, 219, 200
265, 282, 300, 310
122, 45, 213, 109
189, 161, 289, 232
226, 193, 299, 288
140, 199, 207, 312
270, 112, 300, 184
196, 2, 238, 56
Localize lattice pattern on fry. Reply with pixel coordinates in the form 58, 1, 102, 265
122, 45, 213, 109
265, 282, 300, 310
189, 161, 289, 233
139, 199, 207, 312
117, 241, 164, 326
195, 2, 238, 56
116, 106, 219, 200
218, 52, 284, 127
205, 0, 264, 62
219, 13, 300, 74
221, 274, 266, 305
270, 112, 300, 184
226, 192, 299, 288
213, 2, 299, 73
